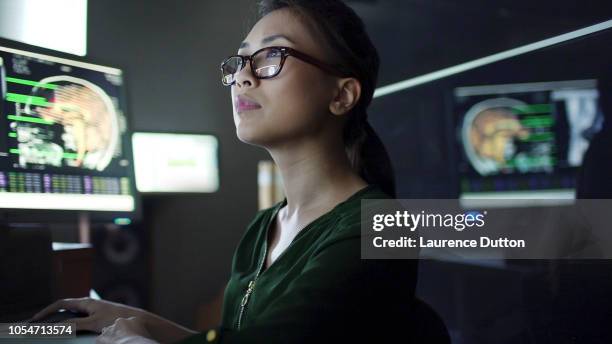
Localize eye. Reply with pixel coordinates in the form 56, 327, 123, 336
266, 49, 282, 58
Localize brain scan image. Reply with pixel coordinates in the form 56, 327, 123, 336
461, 97, 549, 176
19, 75, 119, 171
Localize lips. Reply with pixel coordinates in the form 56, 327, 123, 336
235, 95, 262, 113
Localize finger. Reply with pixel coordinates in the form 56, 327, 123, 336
30, 298, 91, 321
95, 333, 110, 344
30, 299, 72, 321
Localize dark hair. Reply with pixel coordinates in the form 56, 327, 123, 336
257, 0, 396, 198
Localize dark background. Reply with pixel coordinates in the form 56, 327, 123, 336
3, 0, 610, 342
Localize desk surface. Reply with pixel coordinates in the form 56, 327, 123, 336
0, 334, 96, 343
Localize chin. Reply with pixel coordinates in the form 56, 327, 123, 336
236, 125, 282, 150
236, 125, 264, 146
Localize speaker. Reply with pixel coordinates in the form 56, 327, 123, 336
91, 222, 150, 309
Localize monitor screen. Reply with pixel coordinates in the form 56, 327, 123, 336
0, 45, 137, 221
454, 80, 600, 200
132, 132, 219, 193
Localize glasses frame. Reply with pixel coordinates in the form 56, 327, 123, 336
220, 46, 346, 86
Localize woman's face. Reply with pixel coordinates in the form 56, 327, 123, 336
231, 8, 339, 147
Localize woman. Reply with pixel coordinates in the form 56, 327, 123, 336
32, 1, 418, 342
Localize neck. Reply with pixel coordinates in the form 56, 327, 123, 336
267, 135, 367, 219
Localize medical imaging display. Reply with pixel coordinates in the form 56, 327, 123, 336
0, 46, 136, 212
454, 80, 602, 198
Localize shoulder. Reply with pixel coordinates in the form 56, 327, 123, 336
323, 184, 392, 243
233, 202, 282, 254
247, 204, 278, 229
244, 201, 281, 236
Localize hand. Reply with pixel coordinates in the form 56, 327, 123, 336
96, 317, 158, 344
30, 297, 147, 333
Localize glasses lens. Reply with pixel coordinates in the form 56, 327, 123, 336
221, 56, 243, 85
253, 48, 282, 78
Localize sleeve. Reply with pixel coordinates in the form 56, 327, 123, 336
175, 235, 419, 344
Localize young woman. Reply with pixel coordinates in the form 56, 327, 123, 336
32, 1, 418, 343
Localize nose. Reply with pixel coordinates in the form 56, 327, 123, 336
234, 59, 258, 88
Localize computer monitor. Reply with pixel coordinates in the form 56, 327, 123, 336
132, 132, 219, 193
454, 79, 601, 202
0, 44, 139, 224
368, 20, 611, 201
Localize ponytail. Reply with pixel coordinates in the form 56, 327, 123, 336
344, 110, 396, 198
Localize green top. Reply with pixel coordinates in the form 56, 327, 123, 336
177, 184, 418, 344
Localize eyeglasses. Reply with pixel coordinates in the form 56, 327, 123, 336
220, 46, 345, 86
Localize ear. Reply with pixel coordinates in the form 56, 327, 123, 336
329, 78, 361, 116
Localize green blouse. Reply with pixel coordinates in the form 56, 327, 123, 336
178, 184, 418, 343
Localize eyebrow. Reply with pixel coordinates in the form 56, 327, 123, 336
239, 34, 295, 49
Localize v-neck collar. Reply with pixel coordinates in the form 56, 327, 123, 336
258, 184, 377, 274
